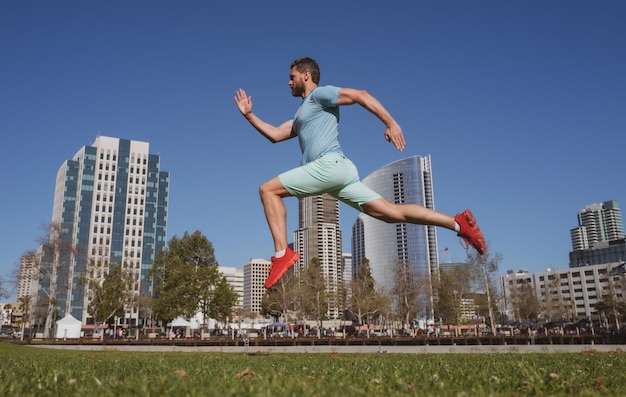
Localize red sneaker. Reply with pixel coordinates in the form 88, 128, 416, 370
455, 209, 486, 255
264, 248, 300, 288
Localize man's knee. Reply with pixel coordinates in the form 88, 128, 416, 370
259, 178, 291, 200
259, 181, 269, 197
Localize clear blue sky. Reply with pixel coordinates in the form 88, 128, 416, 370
1, 1, 625, 297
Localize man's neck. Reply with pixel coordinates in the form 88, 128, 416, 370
302, 83, 318, 98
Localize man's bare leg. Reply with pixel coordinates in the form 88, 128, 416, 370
361, 198, 456, 230
362, 198, 486, 254
259, 176, 292, 252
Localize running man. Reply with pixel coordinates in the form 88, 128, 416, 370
235, 57, 486, 289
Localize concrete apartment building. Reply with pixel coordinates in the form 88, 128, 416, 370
243, 258, 271, 316
294, 194, 343, 319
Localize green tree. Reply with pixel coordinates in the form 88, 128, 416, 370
434, 264, 470, 326
261, 272, 299, 321
541, 276, 564, 321
595, 295, 626, 331
151, 231, 222, 323
301, 258, 328, 331
434, 288, 456, 325
17, 295, 33, 341
33, 223, 77, 338
392, 259, 424, 327
0, 274, 8, 300
594, 275, 626, 331
511, 279, 540, 323
86, 263, 136, 339
467, 245, 501, 327
209, 276, 239, 323
348, 258, 389, 333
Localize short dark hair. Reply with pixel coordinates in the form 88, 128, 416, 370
291, 57, 320, 84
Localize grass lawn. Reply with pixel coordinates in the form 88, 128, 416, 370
1, 342, 624, 396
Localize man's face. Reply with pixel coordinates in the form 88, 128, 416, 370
289, 67, 306, 97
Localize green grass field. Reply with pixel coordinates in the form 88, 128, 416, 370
1, 342, 624, 396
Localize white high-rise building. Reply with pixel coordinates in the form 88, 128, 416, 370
571, 201, 624, 250
38, 136, 169, 326
17, 250, 40, 301
342, 253, 352, 285
219, 266, 244, 309
243, 258, 271, 315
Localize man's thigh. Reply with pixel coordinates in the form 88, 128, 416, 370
278, 154, 347, 196
333, 180, 382, 211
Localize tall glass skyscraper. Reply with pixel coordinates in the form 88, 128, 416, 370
351, 155, 439, 318
38, 136, 169, 325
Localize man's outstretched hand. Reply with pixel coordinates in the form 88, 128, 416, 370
234, 89, 253, 117
384, 124, 405, 152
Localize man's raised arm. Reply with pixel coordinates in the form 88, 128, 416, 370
234, 89, 295, 143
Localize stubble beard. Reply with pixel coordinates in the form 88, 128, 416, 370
291, 81, 305, 97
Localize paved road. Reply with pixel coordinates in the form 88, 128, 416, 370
32, 343, 625, 354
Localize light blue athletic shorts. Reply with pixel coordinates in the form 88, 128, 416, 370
278, 153, 382, 211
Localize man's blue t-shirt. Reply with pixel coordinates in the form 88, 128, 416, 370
292, 85, 344, 165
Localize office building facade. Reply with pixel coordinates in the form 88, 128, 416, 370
500, 263, 625, 325
38, 136, 169, 325
293, 194, 343, 319
243, 258, 271, 315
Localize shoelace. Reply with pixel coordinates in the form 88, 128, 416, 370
458, 236, 469, 251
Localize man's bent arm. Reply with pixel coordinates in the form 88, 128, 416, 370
336, 88, 405, 151
244, 113, 295, 143
234, 88, 295, 143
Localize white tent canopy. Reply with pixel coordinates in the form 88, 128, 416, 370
168, 317, 192, 338
56, 314, 82, 339
170, 317, 191, 327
